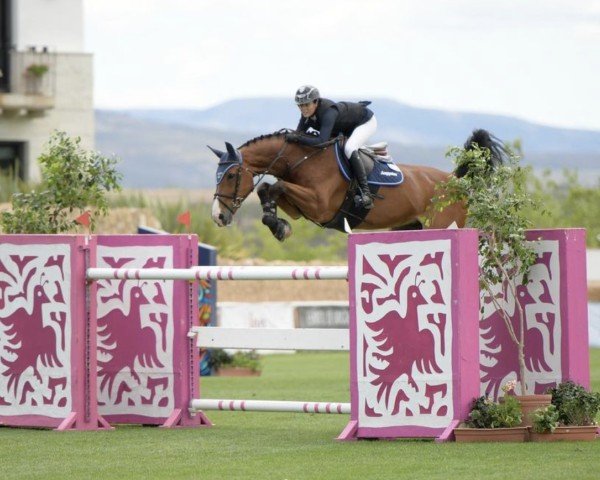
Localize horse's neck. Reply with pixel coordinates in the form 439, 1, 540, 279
241, 139, 288, 177
241, 139, 283, 173
243, 140, 335, 180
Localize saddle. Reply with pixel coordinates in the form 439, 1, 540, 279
323, 141, 404, 232
334, 141, 403, 187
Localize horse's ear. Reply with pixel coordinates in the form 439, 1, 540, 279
207, 145, 225, 158
225, 142, 237, 157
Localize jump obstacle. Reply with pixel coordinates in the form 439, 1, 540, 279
0, 229, 590, 440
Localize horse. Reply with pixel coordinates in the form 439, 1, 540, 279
209, 128, 504, 241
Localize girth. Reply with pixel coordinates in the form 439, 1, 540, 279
321, 182, 380, 232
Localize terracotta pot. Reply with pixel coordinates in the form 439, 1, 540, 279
529, 425, 599, 442
454, 426, 529, 443
215, 367, 261, 377
516, 394, 552, 427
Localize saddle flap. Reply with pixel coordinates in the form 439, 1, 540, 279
334, 142, 403, 187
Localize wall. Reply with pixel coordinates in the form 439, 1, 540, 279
0, 0, 92, 182
12, 0, 84, 51
0, 52, 93, 181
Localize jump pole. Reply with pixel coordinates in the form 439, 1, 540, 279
191, 399, 350, 415
87, 265, 348, 281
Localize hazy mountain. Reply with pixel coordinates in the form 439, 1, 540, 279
125, 97, 600, 153
96, 99, 600, 189
96, 110, 245, 188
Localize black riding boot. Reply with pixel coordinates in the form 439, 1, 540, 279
349, 151, 373, 209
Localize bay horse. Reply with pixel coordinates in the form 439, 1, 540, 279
210, 129, 504, 240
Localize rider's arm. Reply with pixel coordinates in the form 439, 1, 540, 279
296, 108, 338, 146
296, 116, 306, 132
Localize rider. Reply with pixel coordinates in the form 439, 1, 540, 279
286, 85, 377, 209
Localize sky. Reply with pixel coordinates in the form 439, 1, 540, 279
84, 0, 600, 131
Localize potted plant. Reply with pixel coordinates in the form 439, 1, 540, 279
208, 349, 262, 376
24, 63, 49, 94
432, 134, 549, 424
26, 63, 49, 78
454, 382, 527, 442
530, 381, 600, 441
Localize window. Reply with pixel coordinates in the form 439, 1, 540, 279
0, 0, 12, 92
0, 142, 25, 179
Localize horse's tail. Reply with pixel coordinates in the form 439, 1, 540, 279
455, 129, 507, 178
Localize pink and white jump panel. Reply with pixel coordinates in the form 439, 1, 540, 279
94, 234, 208, 428
0, 235, 110, 430
479, 228, 589, 398
342, 230, 480, 440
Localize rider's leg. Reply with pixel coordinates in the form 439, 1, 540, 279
348, 152, 373, 209
345, 116, 378, 209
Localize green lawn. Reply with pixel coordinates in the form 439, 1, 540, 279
1, 349, 599, 480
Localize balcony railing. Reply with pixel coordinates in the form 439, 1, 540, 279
0, 48, 56, 114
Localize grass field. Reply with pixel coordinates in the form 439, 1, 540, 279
1, 349, 599, 480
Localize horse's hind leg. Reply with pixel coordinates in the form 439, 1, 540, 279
256, 183, 292, 241
426, 202, 467, 229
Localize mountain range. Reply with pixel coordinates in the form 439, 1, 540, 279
95, 97, 600, 188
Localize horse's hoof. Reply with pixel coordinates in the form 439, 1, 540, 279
274, 219, 292, 242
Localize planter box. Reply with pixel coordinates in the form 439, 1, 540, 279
454, 427, 529, 443
215, 367, 261, 377
517, 394, 552, 427
529, 426, 598, 442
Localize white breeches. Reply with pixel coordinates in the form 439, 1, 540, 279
344, 115, 378, 158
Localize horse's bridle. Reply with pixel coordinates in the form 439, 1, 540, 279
213, 135, 334, 216
213, 141, 289, 216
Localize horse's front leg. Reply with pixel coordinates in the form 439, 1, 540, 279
256, 183, 292, 241
271, 181, 327, 222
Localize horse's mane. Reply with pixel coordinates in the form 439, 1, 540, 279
239, 129, 291, 149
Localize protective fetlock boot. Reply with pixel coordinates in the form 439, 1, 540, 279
257, 186, 277, 224
349, 152, 373, 209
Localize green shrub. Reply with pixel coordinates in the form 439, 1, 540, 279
467, 394, 522, 428
531, 404, 560, 433
207, 349, 262, 373
1, 131, 121, 233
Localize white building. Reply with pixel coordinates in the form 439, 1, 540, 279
0, 0, 93, 182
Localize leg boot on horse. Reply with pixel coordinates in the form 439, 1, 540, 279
349, 151, 373, 209
256, 183, 292, 241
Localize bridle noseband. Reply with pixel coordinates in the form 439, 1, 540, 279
213, 141, 289, 215
213, 135, 332, 216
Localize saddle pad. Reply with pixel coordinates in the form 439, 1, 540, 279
334, 143, 404, 186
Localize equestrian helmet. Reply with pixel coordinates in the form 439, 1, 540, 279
294, 85, 320, 105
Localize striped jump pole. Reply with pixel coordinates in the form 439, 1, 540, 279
87, 265, 348, 281
190, 399, 351, 415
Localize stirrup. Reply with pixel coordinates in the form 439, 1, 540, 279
354, 190, 374, 209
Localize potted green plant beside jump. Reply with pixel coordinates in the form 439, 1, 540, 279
209, 349, 262, 376
454, 381, 528, 442
530, 381, 600, 441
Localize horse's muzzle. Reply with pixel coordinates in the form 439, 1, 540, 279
212, 199, 232, 227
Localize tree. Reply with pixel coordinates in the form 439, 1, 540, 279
1, 131, 122, 233
431, 143, 539, 395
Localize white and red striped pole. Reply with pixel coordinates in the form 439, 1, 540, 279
190, 399, 350, 414
87, 265, 348, 281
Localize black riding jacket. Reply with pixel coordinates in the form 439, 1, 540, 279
295, 98, 373, 146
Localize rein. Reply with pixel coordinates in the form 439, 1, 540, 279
214, 136, 335, 215
213, 140, 290, 215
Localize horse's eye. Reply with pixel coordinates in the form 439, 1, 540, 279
227, 172, 236, 180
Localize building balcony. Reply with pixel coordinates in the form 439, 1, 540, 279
0, 48, 56, 116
